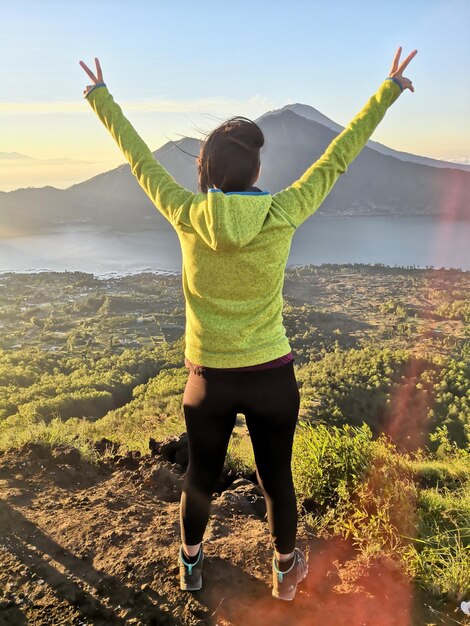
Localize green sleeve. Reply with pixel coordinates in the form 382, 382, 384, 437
272, 79, 402, 228
85, 86, 195, 227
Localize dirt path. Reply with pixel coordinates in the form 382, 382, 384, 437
0, 442, 464, 625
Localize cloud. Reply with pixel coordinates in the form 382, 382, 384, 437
0, 152, 92, 165
0, 159, 114, 192
0, 95, 275, 116
441, 156, 470, 165
0, 102, 86, 115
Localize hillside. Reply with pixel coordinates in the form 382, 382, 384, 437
0, 264, 469, 624
2, 439, 465, 625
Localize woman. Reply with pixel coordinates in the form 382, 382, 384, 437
80, 46, 416, 601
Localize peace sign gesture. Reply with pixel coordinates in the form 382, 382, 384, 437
79, 57, 104, 97
388, 47, 417, 93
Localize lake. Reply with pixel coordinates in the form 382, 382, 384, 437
0, 215, 468, 276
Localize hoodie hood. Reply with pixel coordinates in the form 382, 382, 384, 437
189, 188, 273, 252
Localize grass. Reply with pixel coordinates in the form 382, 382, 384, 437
0, 408, 186, 463
292, 423, 470, 601
408, 527, 470, 602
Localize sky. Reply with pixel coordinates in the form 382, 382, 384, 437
1, 0, 469, 192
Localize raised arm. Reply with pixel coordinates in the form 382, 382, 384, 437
272, 47, 417, 229
79, 57, 195, 227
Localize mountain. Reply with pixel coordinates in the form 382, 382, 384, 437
0, 105, 469, 234
255, 109, 469, 219
275, 104, 470, 172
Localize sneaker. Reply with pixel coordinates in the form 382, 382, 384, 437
272, 547, 308, 601
179, 543, 204, 591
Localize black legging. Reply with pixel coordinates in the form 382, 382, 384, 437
179, 361, 300, 553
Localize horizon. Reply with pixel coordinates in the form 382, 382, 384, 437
2, 102, 469, 195
1, 0, 469, 192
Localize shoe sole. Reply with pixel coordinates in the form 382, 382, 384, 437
180, 578, 202, 591
272, 588, 297, 601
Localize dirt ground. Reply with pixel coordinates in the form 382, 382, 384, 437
0, 441, 466, 626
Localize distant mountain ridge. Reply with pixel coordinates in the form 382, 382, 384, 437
276, 104, 470, 172
0, 152, 35, 160
1, 103, 469, 233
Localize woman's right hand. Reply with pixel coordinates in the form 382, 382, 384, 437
388, 46, 417, 92
79, 57, 104, 96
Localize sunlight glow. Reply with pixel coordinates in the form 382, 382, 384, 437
0, 95, 275, 116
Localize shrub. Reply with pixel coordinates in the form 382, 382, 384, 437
292, 422, 373, 515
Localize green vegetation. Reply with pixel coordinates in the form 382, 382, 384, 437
0, 264, 469, 602
295, 346, 469, 451
292, 422, 469, 602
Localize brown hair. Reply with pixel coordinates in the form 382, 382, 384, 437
197, 116, 264, 193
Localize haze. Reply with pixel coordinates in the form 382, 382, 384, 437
1, 0, 469, 191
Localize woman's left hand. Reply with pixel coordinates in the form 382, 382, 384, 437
79, 57, 104, 96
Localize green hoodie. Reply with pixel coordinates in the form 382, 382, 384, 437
85, 78, 402, 367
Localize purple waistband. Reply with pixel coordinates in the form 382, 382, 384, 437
185, 352, 294, 373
